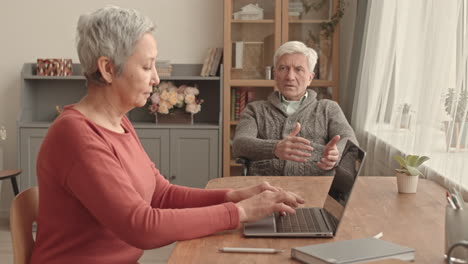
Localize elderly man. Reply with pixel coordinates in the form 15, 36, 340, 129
232, 41, 358, 176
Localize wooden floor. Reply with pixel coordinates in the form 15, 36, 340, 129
0, 218, 175, 264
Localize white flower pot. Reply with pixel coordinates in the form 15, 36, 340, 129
396, 172, 419, 193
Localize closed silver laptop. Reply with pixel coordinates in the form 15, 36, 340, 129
243, 140, 366, 237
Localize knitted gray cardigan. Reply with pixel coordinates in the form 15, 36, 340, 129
232, 89, 358, 176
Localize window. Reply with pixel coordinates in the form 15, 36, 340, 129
351, 0, 468, 189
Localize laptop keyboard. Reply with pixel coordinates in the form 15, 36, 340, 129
275, 208, 327, 233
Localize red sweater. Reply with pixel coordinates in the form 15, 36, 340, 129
30, 106, 239, 264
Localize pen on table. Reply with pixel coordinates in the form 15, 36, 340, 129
445, 192, 458, 209
218, 247, 284, 254
451, 189, 464, 209
446, 191, 457, 209
447, 196, 457, 209
451, 193, 463, 210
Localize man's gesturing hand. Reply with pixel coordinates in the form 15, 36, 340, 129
317, 135, 340, 170
274, 122, 313, 162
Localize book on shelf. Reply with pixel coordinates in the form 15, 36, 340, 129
232, 41, 244, 69
289, 1, 304, 12
209, 47, 223, 76
156, 69, 173, 77
205, 48, 217, 76
234, 89, 241, 120
156, 60, 172, 77
239, 89, 247, 116
230, 89, 236, 121
200, 48, 216, 77
288, 1, 304, 19
231, 88, 256, 122
291, 237, 415, 264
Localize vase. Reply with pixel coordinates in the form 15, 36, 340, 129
396, 172, 419, 193
155, 109, 193, 125
400, 113, 411, 129
445, 122, 468, 150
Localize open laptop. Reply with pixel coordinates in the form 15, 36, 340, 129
244, 140, 366, 237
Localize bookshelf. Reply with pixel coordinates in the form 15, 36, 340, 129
223, 0, 340, 177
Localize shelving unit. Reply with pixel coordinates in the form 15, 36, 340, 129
18, 63, 223, 190
222, 0, 340, 177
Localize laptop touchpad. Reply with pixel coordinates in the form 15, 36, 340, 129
244, 215, 276, 234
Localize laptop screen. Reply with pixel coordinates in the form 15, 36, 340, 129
323, 140, 366, 232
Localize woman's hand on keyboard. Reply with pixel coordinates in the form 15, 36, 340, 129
225, 181, 293, 203
235, 189, 305, 224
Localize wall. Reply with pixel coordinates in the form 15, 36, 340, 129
0, 0, 223, 216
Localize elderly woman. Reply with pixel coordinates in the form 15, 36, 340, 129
233, 41, 358, 176
30, 6, 303, 264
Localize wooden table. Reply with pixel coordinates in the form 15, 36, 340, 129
168, 176, 447, 263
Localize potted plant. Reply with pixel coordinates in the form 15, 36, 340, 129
393, 154, 430, 193
444, 88, 468, 149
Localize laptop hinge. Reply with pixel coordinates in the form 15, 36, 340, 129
320, 208, 334, 234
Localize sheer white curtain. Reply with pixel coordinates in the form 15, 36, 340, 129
350, 0, 468, 190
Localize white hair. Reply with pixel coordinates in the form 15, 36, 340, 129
273, 41, 318, 73
76, 6, 155, 85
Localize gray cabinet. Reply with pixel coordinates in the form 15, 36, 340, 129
135, 128, 170, 178
18, 128, 47, 190
170, 129, 218, 188
136, 128, 218, 188
18, 63, 223, 191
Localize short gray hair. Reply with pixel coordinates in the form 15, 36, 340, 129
273, 41, 318, 73
76, 6, 155, 85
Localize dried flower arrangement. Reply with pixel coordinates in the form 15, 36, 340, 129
148, 81, 204, 115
